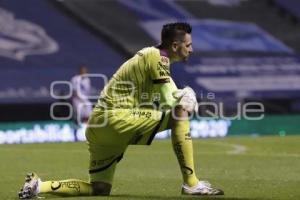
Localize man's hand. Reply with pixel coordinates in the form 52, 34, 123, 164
172, 86, 198, 114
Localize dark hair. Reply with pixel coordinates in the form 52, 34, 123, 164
161, 22, 192, 48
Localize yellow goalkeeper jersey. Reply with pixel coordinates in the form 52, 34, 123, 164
96, 46, 176, 110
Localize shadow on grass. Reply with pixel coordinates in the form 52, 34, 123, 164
111, 194, 271, 200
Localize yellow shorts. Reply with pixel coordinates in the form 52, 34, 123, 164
85, 107, 170, 184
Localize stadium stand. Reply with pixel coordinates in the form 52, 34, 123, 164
178, 0, 300, 52
1, 0, 300, 121
0, 0, 124, 121
52, 0, 154, 56
273, 0, 300, 22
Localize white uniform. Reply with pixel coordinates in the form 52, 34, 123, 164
71, 74, 92, 122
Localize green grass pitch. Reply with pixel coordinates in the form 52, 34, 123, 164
0, 136, 299, 200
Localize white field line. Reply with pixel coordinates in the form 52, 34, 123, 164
227, 144, 247, 154
199, 141, 247, 155
246, 153, 300, 158
197, 141, 300, 157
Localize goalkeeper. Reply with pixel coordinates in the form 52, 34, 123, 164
19, 22, 224, 198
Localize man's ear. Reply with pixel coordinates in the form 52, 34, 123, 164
171, 41, 179, 52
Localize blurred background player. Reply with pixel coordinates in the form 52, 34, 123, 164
18, 22, 224, 199
71, 65, 92, 124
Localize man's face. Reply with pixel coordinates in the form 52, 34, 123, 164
80, 66, 87, 75
176, 33, 193, 62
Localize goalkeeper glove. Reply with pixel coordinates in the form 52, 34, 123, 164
172, 86, 198, 114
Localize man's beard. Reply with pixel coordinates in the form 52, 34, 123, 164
177, 51, 189, 62
181, 55, 189, 62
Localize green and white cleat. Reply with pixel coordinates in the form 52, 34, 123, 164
182, 180, 224, 195
18, 173, 41, 199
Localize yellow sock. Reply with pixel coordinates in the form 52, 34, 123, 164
39, 179, 92, 196
171, 120, 199, 187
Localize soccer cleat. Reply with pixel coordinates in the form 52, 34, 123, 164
18, 172, 41, 199
182, 180, 224, 195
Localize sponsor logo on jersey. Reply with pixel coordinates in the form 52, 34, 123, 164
160, 56, 169, 64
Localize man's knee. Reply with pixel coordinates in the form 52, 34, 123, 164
91, 182, 112, 196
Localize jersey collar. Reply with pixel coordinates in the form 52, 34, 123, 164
155, 44, 169, 58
